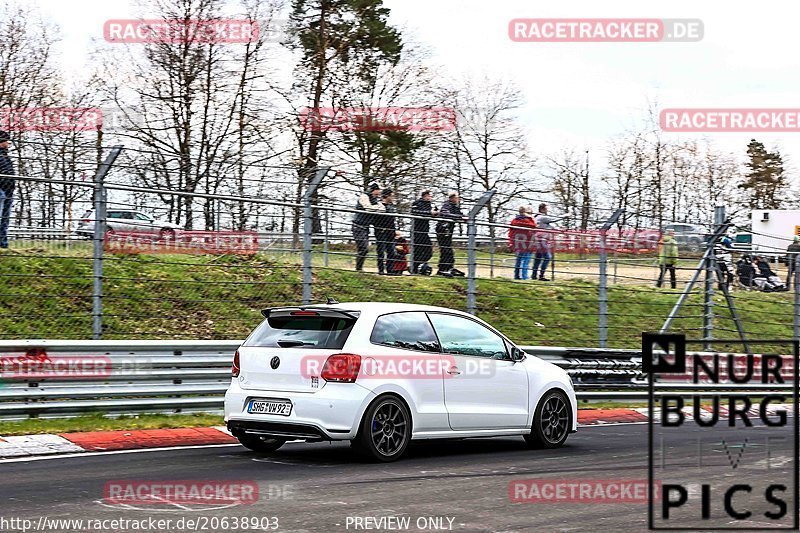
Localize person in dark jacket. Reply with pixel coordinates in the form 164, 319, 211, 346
435, 192, 466, 277
786, 236, 800, 288
374, 188, 397, 274
410, 190, 438, 274
0, 131, 14, 249
351, 182, 384, 271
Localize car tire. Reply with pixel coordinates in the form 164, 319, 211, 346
236, 434, 286, 453
353, 395, 411, 462
159, 228, 176, 241
524, 389, 571, 449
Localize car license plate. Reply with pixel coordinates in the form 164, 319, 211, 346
247, 399, 293, 416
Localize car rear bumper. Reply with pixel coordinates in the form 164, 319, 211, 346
224, 379, 374, 441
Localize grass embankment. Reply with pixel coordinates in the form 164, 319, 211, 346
0, 247, 793, 347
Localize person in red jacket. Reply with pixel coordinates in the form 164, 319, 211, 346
508, 206, 537, 280
387, 230, 410, 275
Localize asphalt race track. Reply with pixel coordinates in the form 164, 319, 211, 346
1, 421, 795, 532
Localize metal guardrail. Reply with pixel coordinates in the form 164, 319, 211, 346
0, 340, 774, 419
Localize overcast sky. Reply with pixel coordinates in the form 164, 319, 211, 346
37, 0, 800, 171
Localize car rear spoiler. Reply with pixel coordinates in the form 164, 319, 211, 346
261, 306, 359, 320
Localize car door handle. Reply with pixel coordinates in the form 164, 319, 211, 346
446, 367, 462, 375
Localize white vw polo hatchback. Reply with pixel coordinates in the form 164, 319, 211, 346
225, 302, 576, 462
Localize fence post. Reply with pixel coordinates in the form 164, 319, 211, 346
794, 254, 799, 341
92, 145, 124, 340
489, 232, 495, 278
703, 252, 715, 350
323, 208, 329, 268
466, 190, 496, 315
703, 207, 726, 349
661, 219, 730, 334
598, 209, 624, 348
302, 167, 329, 305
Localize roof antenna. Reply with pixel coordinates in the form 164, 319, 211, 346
326, 296, 339, 305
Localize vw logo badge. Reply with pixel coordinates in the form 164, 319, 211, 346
270, 356, 280, 370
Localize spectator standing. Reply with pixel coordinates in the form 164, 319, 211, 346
786, 236, 800, 288
0, 131, 14, 249
508, 206, 537, 280
351, 182, 384, 271
532, 203, 561, 281
374, 188, 397, 275
435, 192, 466, 277
715, 236, 734, 290
410, 190, 438, 274
656, 229, 679, 289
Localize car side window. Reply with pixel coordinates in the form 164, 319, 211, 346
107, 212, 123, 219
427, 313, 508, 359
134, 213, 151, 220
370, 312, 440, 352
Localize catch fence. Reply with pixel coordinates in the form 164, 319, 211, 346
1, 143, 797, 349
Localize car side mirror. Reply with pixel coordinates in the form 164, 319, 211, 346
511, 347, 526, 362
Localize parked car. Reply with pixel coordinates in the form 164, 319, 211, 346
732, 232, 753, 252
663, 223, 708, 253
225, 302, 577, 462
75, 209, 181, 239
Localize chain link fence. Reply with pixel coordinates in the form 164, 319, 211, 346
2, 144, 798, 348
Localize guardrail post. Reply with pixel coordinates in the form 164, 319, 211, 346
467, 190, 496, 315
302, 167, 329, 305
599, 209, 624, 348
92, 146, 123, 340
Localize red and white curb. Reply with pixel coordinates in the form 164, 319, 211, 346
0, 426, 235, 459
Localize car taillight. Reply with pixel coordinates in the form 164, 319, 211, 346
81, 218, 90, 224
321, 353, 361, 383
232, 350, 240, 377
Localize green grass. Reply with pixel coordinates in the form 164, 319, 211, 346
0, 413, 224, 436
0, 247, 794, 348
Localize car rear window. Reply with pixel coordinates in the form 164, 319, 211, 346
244, 314, 358, 349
